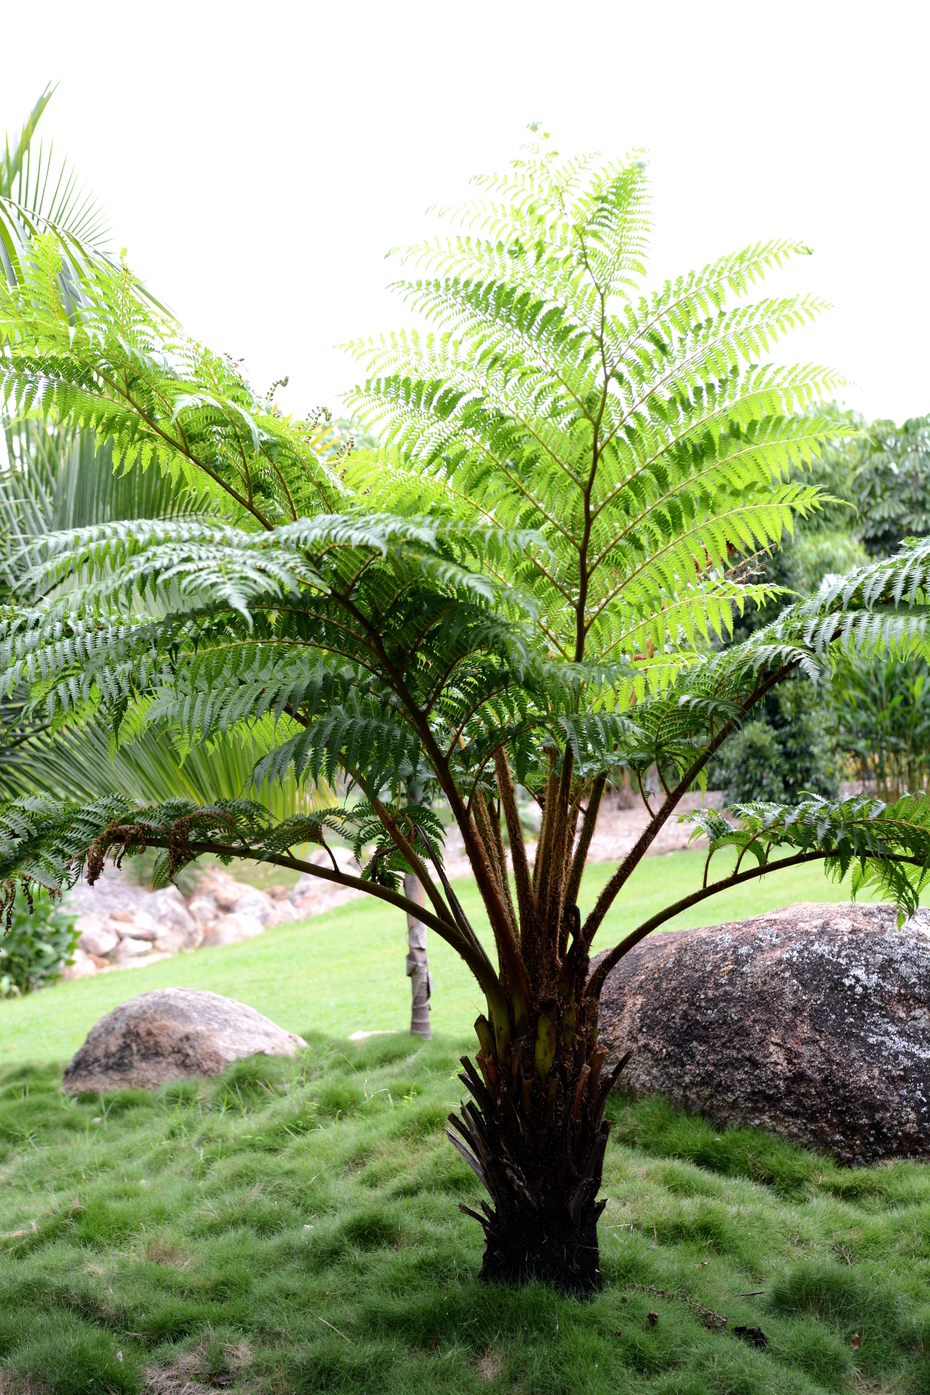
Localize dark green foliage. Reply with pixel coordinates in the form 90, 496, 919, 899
1, 1041, 929, 1393
0, 887, 76, 996
856, 413, 930, 557
712, 679, 838, 804
712, 530, 855, 804
833, 651, 930, 799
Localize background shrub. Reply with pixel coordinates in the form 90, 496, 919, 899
0, 890, 77, 997
711, 679, 839, 805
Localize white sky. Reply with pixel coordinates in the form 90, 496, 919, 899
2, 0, 928, 425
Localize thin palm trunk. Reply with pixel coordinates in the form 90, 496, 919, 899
403, 871, 432, 1038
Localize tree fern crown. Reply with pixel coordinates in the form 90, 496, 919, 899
346, 135, 834, 669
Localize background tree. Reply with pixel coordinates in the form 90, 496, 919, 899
707, 405, 864, 801
2, 139, 930, 1294
833, 652, 930, 800
855, 413, 930, 558
711, 405, 930, 803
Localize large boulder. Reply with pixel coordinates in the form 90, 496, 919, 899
62, 988, 308, 1093
595, 903, 930, 1165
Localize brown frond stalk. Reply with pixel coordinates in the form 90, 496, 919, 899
473, 788, 519, 942
494, 748, 537, 937
561, 773, 606, 953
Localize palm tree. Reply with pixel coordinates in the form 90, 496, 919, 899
0, 93, 329, 835
1, 137, 929, 1292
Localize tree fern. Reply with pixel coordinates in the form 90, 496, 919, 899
1, 135, 930, 1292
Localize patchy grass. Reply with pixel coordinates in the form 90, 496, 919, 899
2, 1038, 930, 1393
0, 850, 896, 1067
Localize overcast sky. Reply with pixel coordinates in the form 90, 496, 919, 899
2, 0, 927, 425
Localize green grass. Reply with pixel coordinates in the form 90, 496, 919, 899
0, 848, 894, 1067
2, 1037, 930, 1394
0, 850, 920, 1392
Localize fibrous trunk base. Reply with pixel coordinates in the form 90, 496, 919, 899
451, 1048, 626, 1297
479, 1195, 603, 1293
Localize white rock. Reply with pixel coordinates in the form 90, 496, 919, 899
109, 951, 173, 973
62, 948, 97, 980
109, 907, 135, 924
194, 871, 241, 911
187, 895, 217, 927
140, 888, 199, 948
120, 920, 158, 942
291, 872, 328, 902
289, 849, 360, 903
74, 912, 106, 938
113, 936, 152, 959
133, 910, 159, 936
230, 888, 275, 924
266, 900, 298, 926
77, 923, 120, 957
143, 887, 195, 929
201, 913, 265, 947
154, 925, 204, 955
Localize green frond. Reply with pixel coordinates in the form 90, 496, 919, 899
684, 791, 930, 921
346, 145, 843, 666
0, 238, 344, 530
5, 134, 930, 1008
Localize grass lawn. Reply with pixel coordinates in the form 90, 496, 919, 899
3, 1037, 930, 1394
1, 851, 923, 1393
0, 848, 895, 1067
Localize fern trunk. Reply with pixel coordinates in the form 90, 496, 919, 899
448, 936, 625, 1294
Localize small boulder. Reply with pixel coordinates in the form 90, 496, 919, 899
154, 924, 205, 955
230, 888, 276, 925
596, 903, 930, 1165
119, 950, 173, 972
112, 935, 152, 960
143, 886, 196, 929
201, 912, 264, 947
61, 948, 97, 980
121, 922, 158, 943
130, 910, 160, 940
140, 889, 200, 950
187, 895, 217, 928
266, 900, 298, 926
62, 988, 308, 1092
77, 919, 119, 957
195, 871, 241, 912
